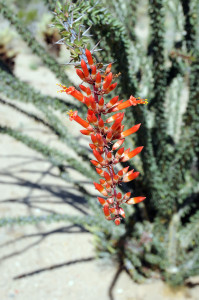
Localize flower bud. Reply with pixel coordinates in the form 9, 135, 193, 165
105, 63, 112, 74
95, 72, 101, 88
115, 218, 121, 226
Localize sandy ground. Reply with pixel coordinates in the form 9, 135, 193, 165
1, 47, 199, 300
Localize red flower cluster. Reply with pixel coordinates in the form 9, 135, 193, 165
58, 49, 147, 225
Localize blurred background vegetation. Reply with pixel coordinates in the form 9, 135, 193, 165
0, 0, 199, 287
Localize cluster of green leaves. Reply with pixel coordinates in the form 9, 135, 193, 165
51, 1, 91, 61
0, 0, 199, 287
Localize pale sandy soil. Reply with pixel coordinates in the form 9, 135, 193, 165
0, 47, 199, 300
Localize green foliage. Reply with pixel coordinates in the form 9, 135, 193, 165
0, 0, 199, 287
17, 8, 38, 24
0, 213, 94, 227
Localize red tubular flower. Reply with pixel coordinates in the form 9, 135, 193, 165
98, 98, 104, 110
126, 197, 146, 205
116, 192, 122, 201
91, 65, 96, 79
117, 170, 123, 179
89, 96, 97, 111
119, 124, 141, 138
81, 59, 90, 78
123, 192, 131, 201
91, 114, 98, 125
103, 72, 113, 90
98, 197, 107, 206
106, 97, 120, 110
105, 63, 112, 74
110, 207, 118, 215
89, 144, 96, 150
83, 97, 90, 108
111, 114, 124, 132
100, 179, 106, 186
94, 182, 108, 196
104, 171, 112, 185
121, 146, 144, 162
105, 183, 112, 193
123, 171, 140, 182
76, 69, 85, 80
59, 85, 84, 102
87, 115, 94, 124
105, 112, 121, 123
98, 118, 104, 130
106, 152, 112, 162
106, 131, 113, 142
119, 207, 125, 218
105, 82, 117, 93
85, 49, 94, 66
86, 87, 92, 96
90, 160, 102, 168
113, 175, 119, 184
63, 49, 147, 225
115, 147, 124, 159
96, 133, 104, 146
111, 96, 148, 112
80, 129, 92, 135
115, 218, 121, 226
111, 96, 136, 111
79, 84, 91, 96
93, 149, 105, 164
112, 139, 125, 151
91, 134, 98, 145
95, 72, 101, 88
120, 166, 130, 175
67, 110, 93, 131
103, 204, 110, 217
96, 168, 105, 177
79, 84, 87, 93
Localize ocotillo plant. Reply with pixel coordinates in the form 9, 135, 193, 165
58, 49, 147, 225
0, 0, 199, 286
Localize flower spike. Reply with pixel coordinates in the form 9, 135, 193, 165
60, 48, 147, 225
